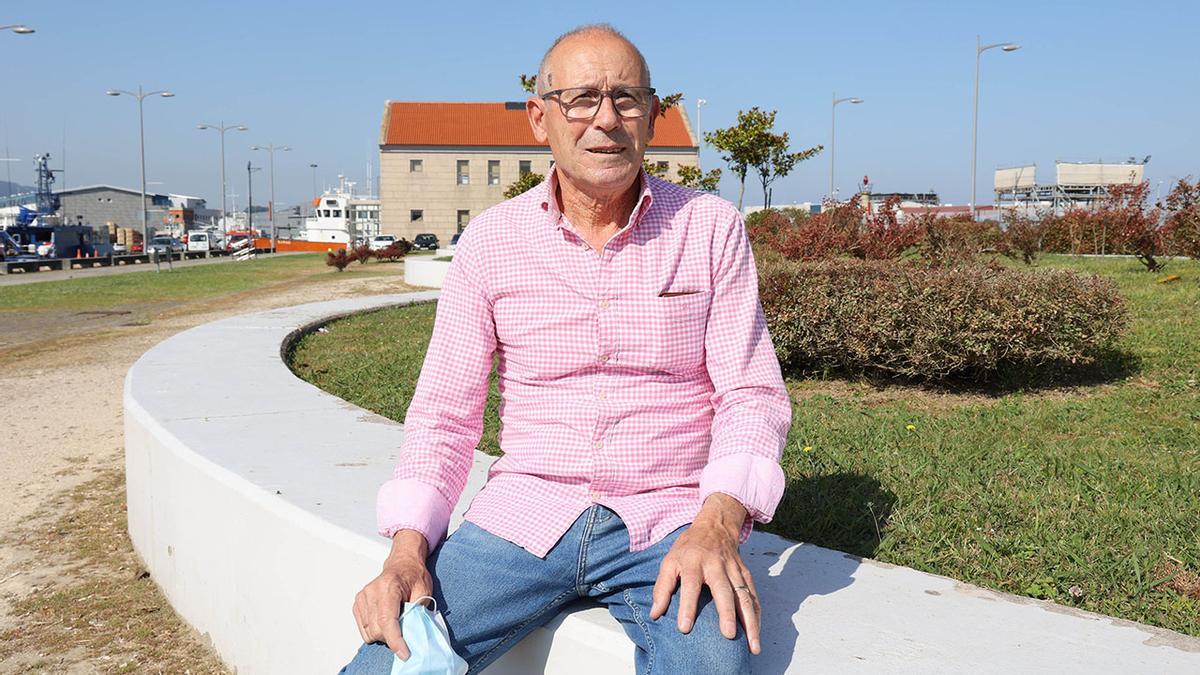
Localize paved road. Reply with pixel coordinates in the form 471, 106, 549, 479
0, 252, 296, 287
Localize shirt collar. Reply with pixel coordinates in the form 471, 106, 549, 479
539, 165, 655, 233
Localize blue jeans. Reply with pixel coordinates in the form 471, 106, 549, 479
340, 506, 750, 674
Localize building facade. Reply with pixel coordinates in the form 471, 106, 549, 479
378, 101, 699, 243
56, 185, 172, 232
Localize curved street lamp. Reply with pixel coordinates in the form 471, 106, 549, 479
251, 143, 291, 251
1, 24, 35, 34
107, 86, 174, 246
971, 36, 1021, 219
830, 93, 864, 200
197, 122, 248, 232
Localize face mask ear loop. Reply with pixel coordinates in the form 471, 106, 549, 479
400, 595, 438, 619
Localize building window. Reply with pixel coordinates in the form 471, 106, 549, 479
656, 161, 670, 174
457, 160, 470, 185
410, 210, 423, 222
519, 160, 532, 176
488, 160, 500, 186
410, 159, 423, 172
457, 209, 470, 232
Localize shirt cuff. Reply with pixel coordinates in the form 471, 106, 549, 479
698, 453, 786, 526
376, 477, 455, 553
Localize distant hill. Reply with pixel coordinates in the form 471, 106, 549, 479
1, 181, 35, 195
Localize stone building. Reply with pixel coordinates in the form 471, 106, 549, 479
378, 101, 699, 243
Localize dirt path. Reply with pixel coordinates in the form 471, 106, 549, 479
0, 264, 417, 672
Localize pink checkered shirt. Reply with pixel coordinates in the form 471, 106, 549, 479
377, 168, 792, 558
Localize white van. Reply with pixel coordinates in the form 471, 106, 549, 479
187, 231, 222, 252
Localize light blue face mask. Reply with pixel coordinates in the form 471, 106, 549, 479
390, 597, 468, 675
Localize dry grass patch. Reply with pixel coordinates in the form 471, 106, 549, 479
0, 467, 228, 673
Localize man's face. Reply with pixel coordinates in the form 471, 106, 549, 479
528, 34, 658, 196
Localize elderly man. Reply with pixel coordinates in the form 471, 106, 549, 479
342, 24, 791, 674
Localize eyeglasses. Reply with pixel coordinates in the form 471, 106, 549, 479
540, 87, 657, 120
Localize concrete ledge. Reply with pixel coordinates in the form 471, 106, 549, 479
124, 293, 1200, 674
403, 257, 451, 288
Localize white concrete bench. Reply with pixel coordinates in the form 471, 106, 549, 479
123, 293, 1200, 674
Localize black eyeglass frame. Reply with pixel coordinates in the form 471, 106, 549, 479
539, 86, 658, 120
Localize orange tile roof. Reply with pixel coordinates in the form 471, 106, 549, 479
380, 101, 695, 148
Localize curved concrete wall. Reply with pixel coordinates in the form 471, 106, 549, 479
124, 293, 1200, 674
404, 257, 452, 288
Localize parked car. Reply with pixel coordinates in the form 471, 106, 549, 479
370, 234, 397, 251
227, 234, 250, 251
449, 233, 461, 250
147, 236, 184, 254
413, 233, 439, 251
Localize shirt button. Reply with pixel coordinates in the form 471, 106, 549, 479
590, 491, 603, 501
599, 299, 610, 310
593, 441, 604, 450
597, 391, 606, 400
597, 353, 609, 364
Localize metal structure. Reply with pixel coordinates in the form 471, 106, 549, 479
198, 121, 248, 232
970, 35, 1020, 219
830, 93, 863, 199
251, 143, 290, 251
107, 85, 174, 244
993, 159, 1149, 212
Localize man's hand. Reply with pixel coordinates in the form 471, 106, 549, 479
650, 493, 761, 654
352, 529, 433, 660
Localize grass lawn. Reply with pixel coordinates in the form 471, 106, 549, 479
0, 253, 401, 312
288, 255, 1200, 636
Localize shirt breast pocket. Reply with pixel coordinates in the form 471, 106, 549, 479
647, 290, 710, 374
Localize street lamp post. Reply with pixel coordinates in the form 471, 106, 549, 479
251, 143, 290, 253
1, 24, 34, 35
106, 85, 174, 249
830, 93, 863, 201
695, 98, 707, 164
971, 35, 1020, 219
197, 121, 248, 233
309, 163, 319, 199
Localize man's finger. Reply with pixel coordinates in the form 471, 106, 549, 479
707, 569, 739, 640
381, 614, 410, 661
649, 560, 679, 620
677, 573, 702, 633
375, 593, 410, 659
731, 566, 762, 654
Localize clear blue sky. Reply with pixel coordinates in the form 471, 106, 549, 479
2, 0, 1196, 209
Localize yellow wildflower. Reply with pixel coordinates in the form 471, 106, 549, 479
802, 446, 813, 453
906, 424, 917, 431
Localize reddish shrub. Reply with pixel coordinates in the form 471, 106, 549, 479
351, 242, 374, 264
759, 258, 1128, 381
325, 249, 353, 271
1104, 182, 1166, 271
1163, 177, 1200, 260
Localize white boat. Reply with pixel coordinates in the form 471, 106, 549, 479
298, 177, 380, 245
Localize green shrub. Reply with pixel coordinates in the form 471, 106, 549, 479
759, 259, 1128, 381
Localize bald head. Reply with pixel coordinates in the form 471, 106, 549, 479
536, 24, 651, 95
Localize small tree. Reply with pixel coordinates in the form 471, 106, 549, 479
676, 165, 722, 193
1000, 210, 1045, 265
706, 107, 820, 211
755, 134, 821, 210
519, 74, 537, 94
1104, 182, 1166, 271
1164, 177, 1200, 260
504, 171, 544, 199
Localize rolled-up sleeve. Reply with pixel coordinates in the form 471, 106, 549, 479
376, 233, 496, 551
698, 209, 792, 537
